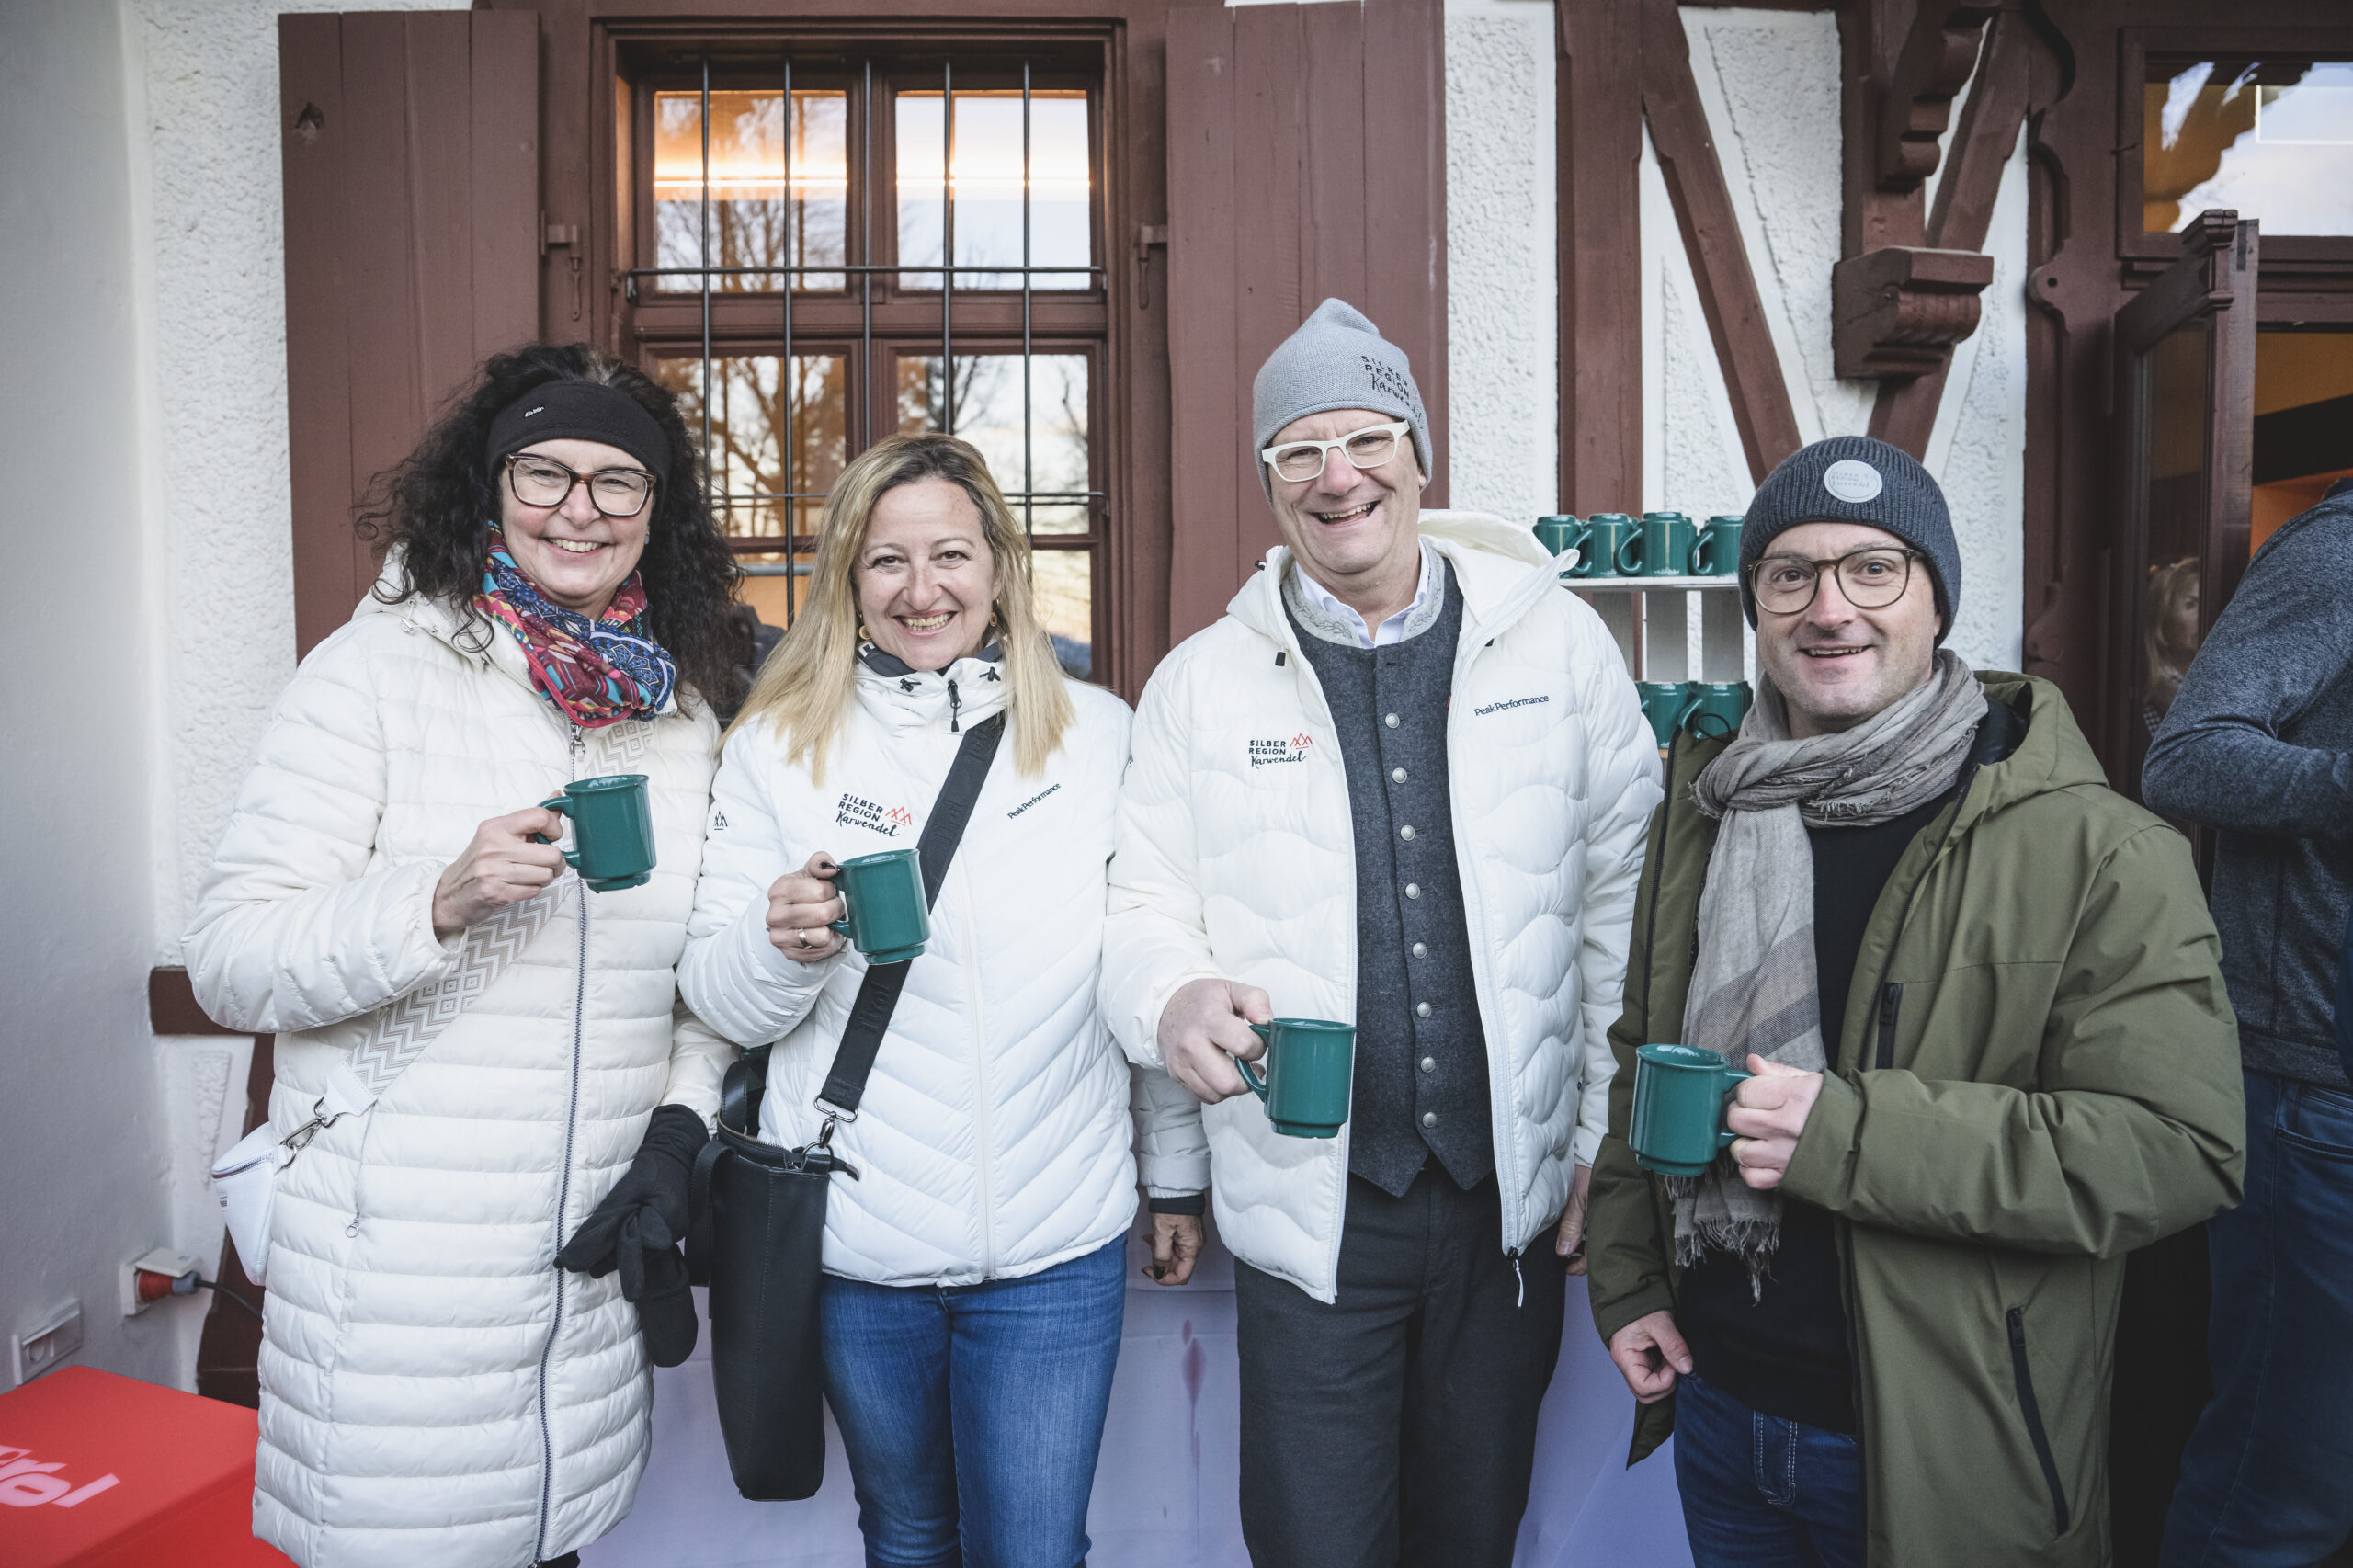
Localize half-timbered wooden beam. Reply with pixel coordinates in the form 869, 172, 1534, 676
1639, 0, 1802, 483
1866, 8, 2035, 454
1556, 0, 1644, 512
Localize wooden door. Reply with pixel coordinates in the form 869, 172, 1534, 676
2110, 208, 2259, 798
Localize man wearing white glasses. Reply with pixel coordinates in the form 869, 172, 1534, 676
1101, 297, 1660, 1566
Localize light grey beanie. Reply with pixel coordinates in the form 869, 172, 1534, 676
1251, 298, 1432, 498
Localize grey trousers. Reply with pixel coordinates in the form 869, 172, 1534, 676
1233, 1169, 1566, 1568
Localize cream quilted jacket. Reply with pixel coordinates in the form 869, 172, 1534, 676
183, 569, 726, 1568
1099, 512, 1661, 1303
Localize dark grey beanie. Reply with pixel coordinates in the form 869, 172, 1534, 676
1739, 434, 1960, 642
1251, 298, 1432, 499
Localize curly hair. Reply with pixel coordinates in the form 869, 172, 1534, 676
356, 342, 744, 714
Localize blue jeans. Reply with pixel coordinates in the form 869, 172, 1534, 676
1672, 1371, 1866, 1568
819, 1238, 1125, 1568
2163, 1071, 2353, 1566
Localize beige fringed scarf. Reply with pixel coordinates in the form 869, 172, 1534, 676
1674, 650, 1986, 1291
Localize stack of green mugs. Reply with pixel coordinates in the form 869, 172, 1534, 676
1635, 679, 1753, 749
1534, 513, 1745, 581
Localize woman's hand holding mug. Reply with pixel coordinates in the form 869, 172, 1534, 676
432, 808, 569, 939
767, 851, 847, 964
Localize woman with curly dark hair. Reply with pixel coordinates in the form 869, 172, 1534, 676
186, 344, 739, 1568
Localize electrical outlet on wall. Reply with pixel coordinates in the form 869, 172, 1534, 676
9, 1301, 84, 1386
122, 1248, 202, 1317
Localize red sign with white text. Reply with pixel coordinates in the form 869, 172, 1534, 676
0, 1365, 290, 1566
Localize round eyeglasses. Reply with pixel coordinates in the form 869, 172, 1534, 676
1745, 546, 1921, 615
505, 453, 655, 518
1260, 420, 1411, 484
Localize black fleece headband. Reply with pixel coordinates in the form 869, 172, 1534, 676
485, 380, 672, 480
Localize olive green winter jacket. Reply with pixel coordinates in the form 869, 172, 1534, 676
1584, 672, 2244, 1568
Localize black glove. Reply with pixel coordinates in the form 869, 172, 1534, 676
557, 1103, 708, 1367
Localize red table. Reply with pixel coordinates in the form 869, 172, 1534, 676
0, 1365, 291, 1566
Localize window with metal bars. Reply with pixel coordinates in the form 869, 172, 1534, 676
622, 50, 1108, 679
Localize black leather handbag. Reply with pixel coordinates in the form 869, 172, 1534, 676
687, 711, 1005, 1502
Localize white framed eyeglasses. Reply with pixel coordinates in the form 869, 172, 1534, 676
1260, 420, 1412, 484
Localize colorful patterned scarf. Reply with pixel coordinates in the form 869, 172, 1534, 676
474, 530, 678, 728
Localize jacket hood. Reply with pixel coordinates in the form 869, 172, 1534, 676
1951, 671, 2110, 833
1226, 509, 1559, 649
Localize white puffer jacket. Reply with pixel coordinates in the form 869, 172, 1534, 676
183, 573, 727, 1568
1100, 513, 1662, 1303
678, 653, 1193, 1287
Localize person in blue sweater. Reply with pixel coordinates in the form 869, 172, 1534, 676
2144, 476, 2353, 1568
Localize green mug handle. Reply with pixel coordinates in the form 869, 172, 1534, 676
534, 795, 582, 871
1715, 1068, 1756, 1151
1238, 1022, 1274, 1102
1616, 532, 1644, 574
1688, 536, 1709, 576
827, 878, 853, 939
1677, 698, 1702, 737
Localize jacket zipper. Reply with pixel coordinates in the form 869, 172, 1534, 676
2006, 1306, 2072, 1536
1438, 624, 1530, 1267
956, 868, 999, 1278
1874, 983, 1904, 1072
534, 733, 589, 1560
947, 677, 962, 733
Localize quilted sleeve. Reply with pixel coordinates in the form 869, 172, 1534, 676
661, 1001, 738, 1128
1131, 1062, 1210, 1198
1100, 659, 1226, 1071
1568, 613, 1665, 1165
678, 723, 846, 1048
182, 625, 464, 1034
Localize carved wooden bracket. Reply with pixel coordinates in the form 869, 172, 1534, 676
1834, 245, 1997, 378
1875, 0, 2002, 193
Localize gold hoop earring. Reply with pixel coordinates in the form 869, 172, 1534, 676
857, 619, 872, 645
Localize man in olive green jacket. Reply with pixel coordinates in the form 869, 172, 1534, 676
1584, 437, 2243, 1568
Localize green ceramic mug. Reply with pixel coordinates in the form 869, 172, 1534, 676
1636, 511, 1702, 579
1637, 680, 1699, 749
536, 774, 655, 893
1239, 1017, 1357, 1139
828, 848, 930, 964
1695, 515, 1745, 576
1685, 681, 1753, 742
1534, 516, 1590, 578
1586, 514, 1640, 578
1630, 1042, 1755, 1177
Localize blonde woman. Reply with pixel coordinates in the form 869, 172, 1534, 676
678, 434, 1199, 1568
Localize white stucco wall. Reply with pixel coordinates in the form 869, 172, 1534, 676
0, 0, 202, 1391
1444, 0, 1560, 525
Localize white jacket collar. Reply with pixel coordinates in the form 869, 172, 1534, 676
851, 644, 1012, 738
1229, 510, 1559, 654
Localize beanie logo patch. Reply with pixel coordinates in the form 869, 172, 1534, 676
1361, 356, 1416, 412
1822, 459, 1882, 504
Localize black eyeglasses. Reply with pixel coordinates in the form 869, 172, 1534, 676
505, 453, 655, 518
1745, 547, 1922, 615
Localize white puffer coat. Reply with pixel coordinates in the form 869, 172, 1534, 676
1100, 513, 1662, 1302
183, 574, 727, 1568
678, 653, 1195, 1287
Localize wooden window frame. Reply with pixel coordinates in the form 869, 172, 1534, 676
505, 0, 1175, 699
2117, 27, 2353, 275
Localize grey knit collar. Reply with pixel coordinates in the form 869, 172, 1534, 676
1281, 540, 1444, 649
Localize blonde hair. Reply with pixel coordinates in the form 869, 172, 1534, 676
2142, 555, 2201, 710
725, 433, 1076, 782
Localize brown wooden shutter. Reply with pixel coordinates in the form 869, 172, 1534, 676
1163, 0, 1449, 642
279, 11, 540, 659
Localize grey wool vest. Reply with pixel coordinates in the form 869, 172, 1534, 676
1285, 558, 1495, 1196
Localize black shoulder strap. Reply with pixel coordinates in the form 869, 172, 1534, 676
814, 710, 1006, 1118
